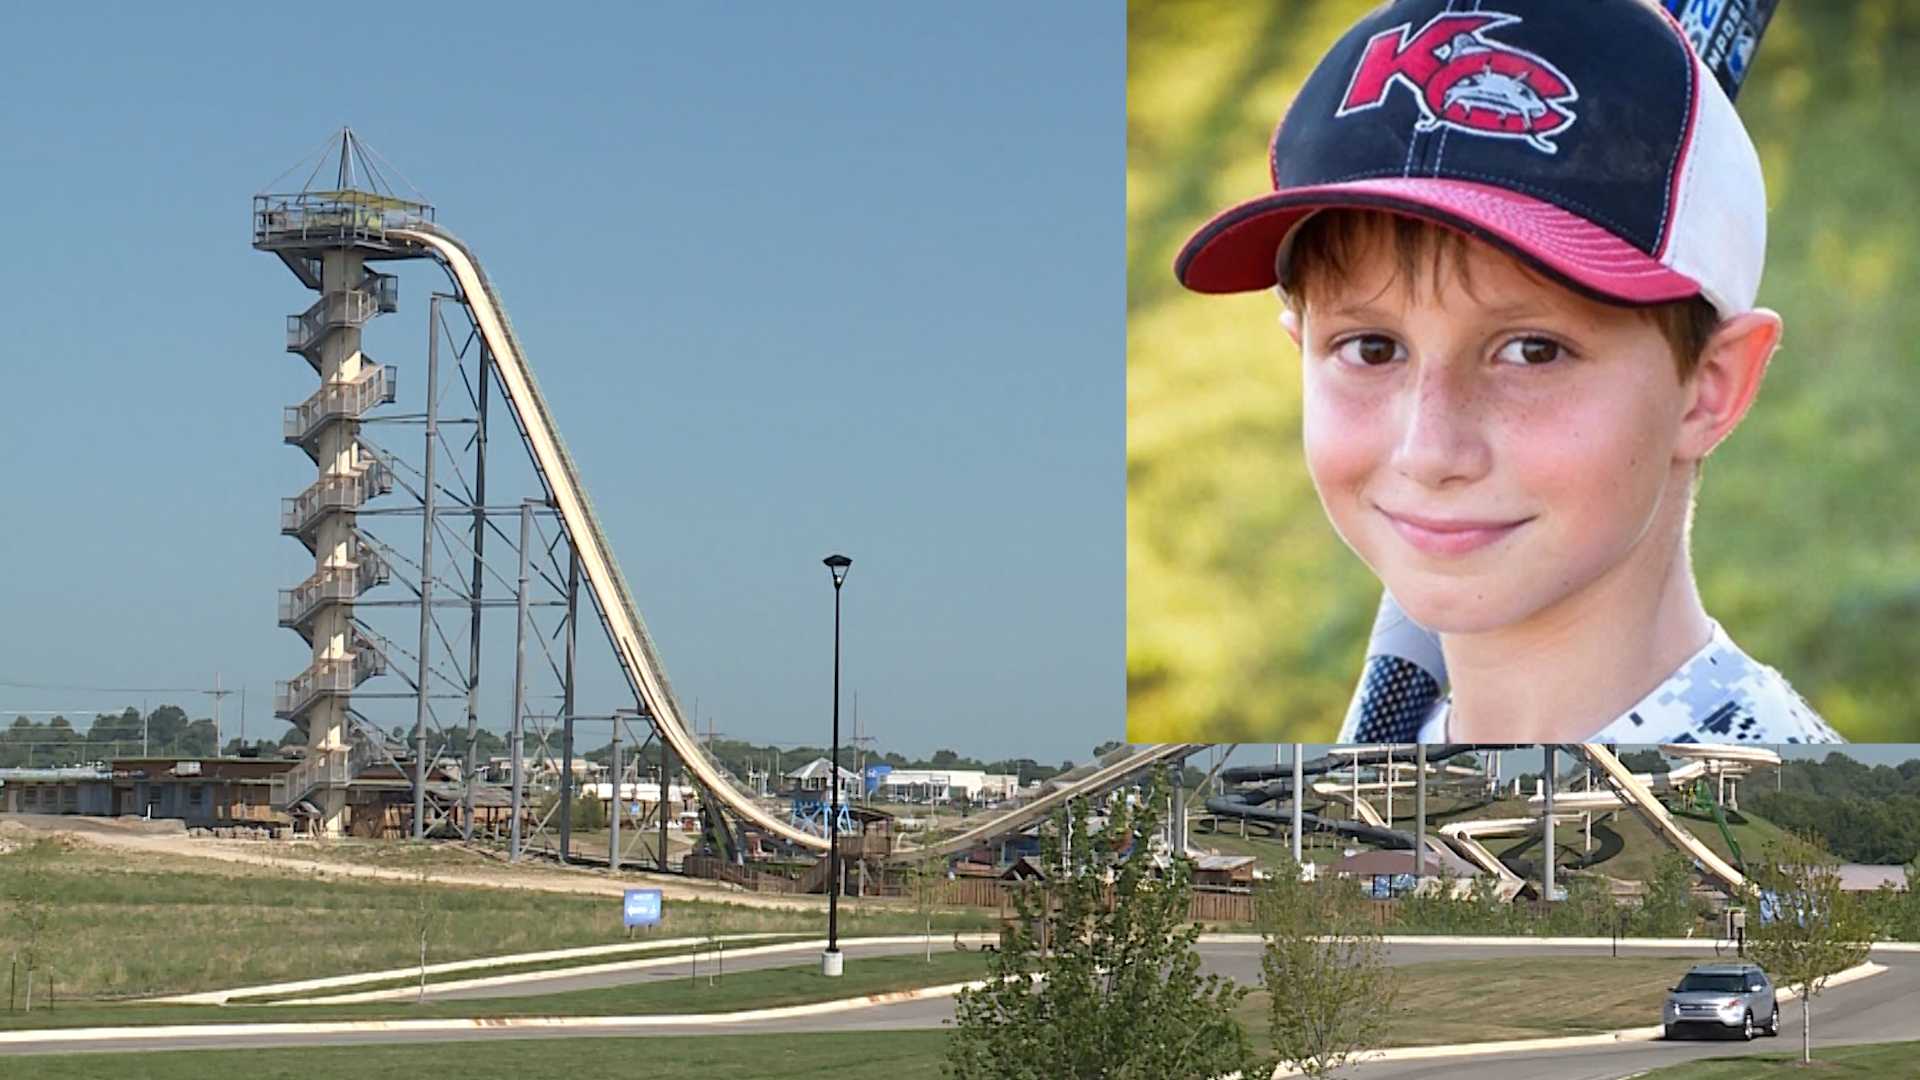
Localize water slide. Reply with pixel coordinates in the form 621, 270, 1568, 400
389, 225, 828, 852
1437, 815, 1595, 899
389, 223, 1199, 859
1201, 795, 1414, 850
1203, 746, 1490, 857
1341, 789, 1389, 828
1575, 744, 1751, 893
887, 742, 1204, 864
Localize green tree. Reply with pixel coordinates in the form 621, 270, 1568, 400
409, 849, 442, 1003
1744, 834, 1875, 1064
903, 851, 945, 962
1543, 874, 1620, 937
1617, 749, 1670, 774
1255, 854, 1396, 1078
945, 775, 1256, 1080
2, 838, 57, 1011
1634, 852, 1700, 937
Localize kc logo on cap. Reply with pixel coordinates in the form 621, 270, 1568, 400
1336, 12, 1579, 155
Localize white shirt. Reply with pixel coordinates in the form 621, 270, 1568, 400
1410, 621, 1844, 744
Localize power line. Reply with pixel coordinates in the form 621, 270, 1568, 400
0, 678, 229, 695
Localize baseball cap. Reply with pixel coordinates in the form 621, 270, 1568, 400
1174, 0, 1766, 320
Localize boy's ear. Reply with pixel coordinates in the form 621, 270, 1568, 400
1677, 308, 1782, 462
1280, 306, 1304, 348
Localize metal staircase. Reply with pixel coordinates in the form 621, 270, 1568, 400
285, 274, 397, 367
279, 460, 393, 547
273, 632, 388, 723
277, 540, 390, 639
284, 364, 397, 459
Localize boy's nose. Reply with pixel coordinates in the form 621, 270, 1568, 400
1389, 360, 1493, 489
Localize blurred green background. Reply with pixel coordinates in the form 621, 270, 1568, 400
1127, 0, 1920, 743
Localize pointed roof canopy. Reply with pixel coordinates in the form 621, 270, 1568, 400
258, 126, 432, 213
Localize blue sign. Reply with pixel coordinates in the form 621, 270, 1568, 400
623, 888, 662, 928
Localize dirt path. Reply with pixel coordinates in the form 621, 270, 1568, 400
1, 815, 835, 912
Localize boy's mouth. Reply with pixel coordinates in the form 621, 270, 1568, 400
1378, 507, 1532, 557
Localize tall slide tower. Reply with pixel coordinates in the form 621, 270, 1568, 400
257, 131, 427, 835
250, 128, 1200, 860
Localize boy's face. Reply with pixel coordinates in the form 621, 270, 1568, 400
1292, 231, 1697, 636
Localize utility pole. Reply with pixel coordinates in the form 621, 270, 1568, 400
209, 673, 234, 757
1413, 742, 1427, 882
851, 691, 875, 804
1384, 744, 1394, 825
1290, 743, 1303, 865
1543, 746, 1557, 903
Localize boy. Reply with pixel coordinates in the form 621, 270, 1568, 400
1174, 0, 1840, 743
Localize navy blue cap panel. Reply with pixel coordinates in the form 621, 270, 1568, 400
1274, 0, 1695, 255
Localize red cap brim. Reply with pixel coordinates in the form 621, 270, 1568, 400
1174, 178, 1702, 307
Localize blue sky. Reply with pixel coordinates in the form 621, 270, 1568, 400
0, 4, 1122, 763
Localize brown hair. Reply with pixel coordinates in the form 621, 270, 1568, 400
1276, 209, 1721, 379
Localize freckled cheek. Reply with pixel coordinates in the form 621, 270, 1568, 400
1301, 376, 1390, 513
1513, 398, 1664, 530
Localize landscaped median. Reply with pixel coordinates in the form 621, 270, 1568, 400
0, 948, 994, 1035
1629, 1039, 1920, 1078
158, 933, 807, 1004
2, 1034, 958, 1080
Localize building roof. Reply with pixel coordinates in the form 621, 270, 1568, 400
1835, 864, 1910, 892
0, 767, 111, 781
111, 758, 297, 780
1193, 854, 1257, 873
1333, 848, 1478, 878
1000, 855, 1050, 880
785, 758, 859, 783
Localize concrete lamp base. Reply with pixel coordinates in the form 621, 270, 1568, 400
821, 949, 844, 977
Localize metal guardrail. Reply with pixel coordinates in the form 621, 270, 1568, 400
277, 552, 388, 628
280, 463, 392, 535
273, 642, 387, 720
253, 193, 435, 250
283, 365, 397, 443
280, 747, 351, 808
286, 290, 381, 353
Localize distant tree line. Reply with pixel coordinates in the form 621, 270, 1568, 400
1, 706, 1207, 793
0, 707, 222, 768
1745, 753, 1920, 865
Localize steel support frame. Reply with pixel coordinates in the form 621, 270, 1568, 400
267, 211, 759, 869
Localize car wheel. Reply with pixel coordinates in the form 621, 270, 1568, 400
1766, 1008, 1780, 1037
1664, 1024, 1677, 1041
1741, 1011, 1754, 1041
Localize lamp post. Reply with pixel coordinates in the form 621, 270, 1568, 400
822, 553, 852, 977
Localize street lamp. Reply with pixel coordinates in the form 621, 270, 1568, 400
822, 553, 852, 977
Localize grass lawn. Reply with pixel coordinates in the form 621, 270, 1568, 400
0, 1032, 956, 1079
1187, 819, 1347, 869
241, 934, 806, 1001
1437, 795, 1790, 885
0, 841, 994, 1000
1637, 1040, 1920, 1078
0, 951, 990, 1031
1237, 955, 1697, 1049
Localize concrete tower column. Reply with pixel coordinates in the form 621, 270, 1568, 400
307, 247, 368, 836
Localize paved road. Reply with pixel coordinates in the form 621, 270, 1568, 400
4, 940, 1915, 1069
419, 936, 1735, 1002
1334, 948, 1920, 1079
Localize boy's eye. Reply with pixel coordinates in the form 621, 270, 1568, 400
1495, 336, 1567, 366
1333, 334, 1405, 367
